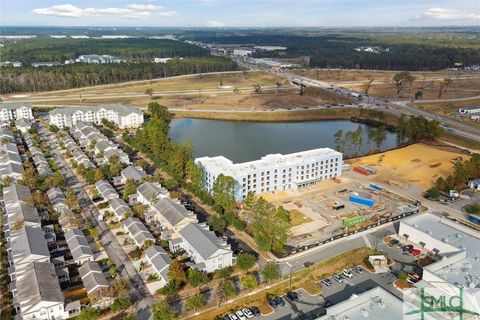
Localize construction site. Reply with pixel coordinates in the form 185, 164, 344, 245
261, 143, 469, 253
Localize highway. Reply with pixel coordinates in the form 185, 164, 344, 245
268, 68, 480, 143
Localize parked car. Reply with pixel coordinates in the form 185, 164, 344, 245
286, 291, 299, 301
268, 296, 285, 308
228, 314, 239, 320
235, 310, 247, 320
250, 307, 260, 316
410, 249, 421, 256
333, 274, 343, 283
402, 244, 414, 252
342, 269, 353, 278
353, 266, 363, 274
321, 278, 333, 287
223, 315, 230, 320
242, 308, 254, 318
389, 239, 400, 246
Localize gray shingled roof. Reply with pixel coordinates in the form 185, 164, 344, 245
3, 184, 32, 205
179, 223, 230, 261
16, 262, 64, 310
7, 203, 41, 226
10, 226, 50, 265
121, 166, 146, 181
109, 198, 132, 218
153, 198, 197, 227
137, 182, 169, 202
123, 217, 154, 245
64, 229, 94, 262
144, 245, 171, 282
95, 180, 118, 199
51, 104, 142, 117
78, 261, 109, 295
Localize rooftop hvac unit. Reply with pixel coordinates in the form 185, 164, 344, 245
377, 298, 385, 309
360, 308, 369, 318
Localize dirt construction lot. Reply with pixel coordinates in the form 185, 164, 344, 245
348, 143, 470, 191
262, 176, 415, 247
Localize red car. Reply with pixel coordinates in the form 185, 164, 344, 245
410, 249, 421, 256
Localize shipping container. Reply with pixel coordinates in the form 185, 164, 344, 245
349, 194, 375, 208
354, 166, 371, 176
468, 214, 480, 225
343, 215, 364, 227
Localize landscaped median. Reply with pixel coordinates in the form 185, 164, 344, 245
179, 246, 378, 319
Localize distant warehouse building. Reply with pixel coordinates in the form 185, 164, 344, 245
77, 54, 123, 64
196, 148, 342, 200
49, 104, 144, 129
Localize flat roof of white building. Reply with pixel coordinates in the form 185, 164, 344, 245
320, 286, 403, 320
196, 148, 341, 177
400, 213, 480, 289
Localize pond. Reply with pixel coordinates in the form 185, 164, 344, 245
169, 118, 399, 163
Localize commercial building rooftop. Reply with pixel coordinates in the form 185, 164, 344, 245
399, 213, 480, 289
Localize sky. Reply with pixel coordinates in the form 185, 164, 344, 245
0, 0, 479, 27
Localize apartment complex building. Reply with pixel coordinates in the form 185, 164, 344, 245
196, 148, 343, 200
49, 104, 144, 129
0, 103, 33, 124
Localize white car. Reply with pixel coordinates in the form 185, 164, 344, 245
228, 314, 239, 320
342, 268, 353, 278
235, 310, 247, 320
242, 308, 254, 319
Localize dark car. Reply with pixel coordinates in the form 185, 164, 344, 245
403, 244, 414, 252
249, 307, 260, 316
353, 266, 363, 274
286, 291, 299, 301
268, 296, 285, 308
389, 239, 400, 246
321, 278, 333, 287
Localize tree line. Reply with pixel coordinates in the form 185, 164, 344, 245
0, 38, 208, 64
426, 154, 480, 198
0, 57, 238, 94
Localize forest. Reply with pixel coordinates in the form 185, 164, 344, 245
0, 38, 208, 64
185, 30, 480, 71
0, 57, 238, 93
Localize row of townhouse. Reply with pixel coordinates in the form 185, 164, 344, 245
132, 181, 235, 274
49, 104, 144, 129
60, 134, 95, 168
2, 183, 81, 320
46, 186, 110, 308
0, 103, 33, 125
24, 133, 52, 176
72, 121, 130, 165
0, 128, 24, 180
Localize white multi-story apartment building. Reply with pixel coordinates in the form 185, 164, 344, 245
49, 104, 144, 129
0, 103, 33, 123
196, 148, 343, 200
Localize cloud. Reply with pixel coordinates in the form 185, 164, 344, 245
32, 3, 178, 19
206, 20, 225, 27
414, 7, 480, 21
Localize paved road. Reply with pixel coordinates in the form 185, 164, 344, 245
38, 127, 154, 319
